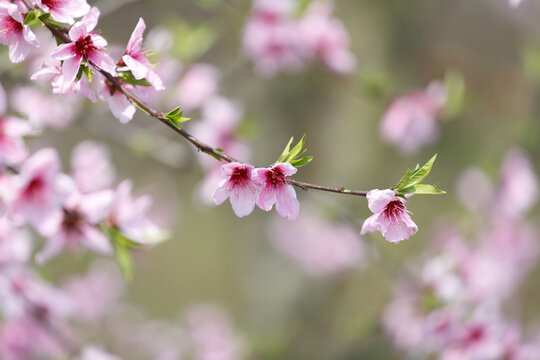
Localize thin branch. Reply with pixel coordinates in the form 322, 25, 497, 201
37, 11, 368, 197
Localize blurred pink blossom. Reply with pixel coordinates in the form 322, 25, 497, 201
36, 190, 114, 264
62, 261, 124, 321
185, 306, 245, 360
269, 210, 365, 276
252, 162, 299, 221
455, 167, 494, 213
0, 217, 32, 268
11, 86, 79, 129
77, 347, 123, 360
361, 189, 418, 243
71, 141, 116, 193
175, 64, 220, 111
297, 2, 356, 74
380, 81, 446, 154
497, 147, 538, 218
108, 180, 164, 244
9, 148, 75, 236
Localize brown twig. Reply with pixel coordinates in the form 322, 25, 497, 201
36, 8, 368, 197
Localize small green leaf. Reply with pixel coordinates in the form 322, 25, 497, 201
290, 156, 313, 168
38, 13, 67, 29
24, 11, 40, 26
204, 149, 223, 162
277, 135, 311, 167
165, 106, 190, 129
278, 137, 294, 163
407, 154, 437, 186
398, 184, 446, 195
113, 239, 134, 282
296, 0, 314, 16
287, 134, 306, 161
117, 71, 152, 87
394, 167, 412, 192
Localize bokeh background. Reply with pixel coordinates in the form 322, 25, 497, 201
3, 0, 540, 358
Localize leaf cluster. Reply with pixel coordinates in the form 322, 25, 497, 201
393, 154, 446, 195
277, 135, 313, 168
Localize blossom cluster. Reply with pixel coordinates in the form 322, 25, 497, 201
383, 147, 540, 360
0, 0, 164, 125
213, 162, 300, 221
243, 0, 356, 77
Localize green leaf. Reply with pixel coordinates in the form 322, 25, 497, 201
287, 134, 306, 161
165, 106, 191, 129
204, 149, 223, 162
24, 11, 40, 26
113, 239, 134, 282
394, 167, 412, 192
394, 154, 437, 192
117, 71, 152, 87
38, 13, 67, 29
290, 156, 313, 168
278, 137, 294, 163
407, 154, 437, 186
398, 184, 446, 195
296, 0, 314, 16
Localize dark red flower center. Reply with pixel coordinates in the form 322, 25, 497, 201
230, 166, 249, 186
74, 35, 95, 58
23, 177, 45, 198
41, 0, 62, 8
62, 209, 84, 235
266, 167, 287, 186
1, 15, 23, 39
384, 199, 405, 222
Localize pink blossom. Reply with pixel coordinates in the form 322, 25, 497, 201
37, 0, 90, 25
175, 63, 220, 111
97, 78, 136, 123
31, 63, 97, 102
36, 190, 114, 264
9, 148, 75, 236
361, 189, 418, 243
121, 18, 164, 90
0, 2, 39, 63
51, 7, 116, 86
108, 180, 164, 244
185, 306, 245, 360
0, 317, 66, 360
62, 261, 124, 321
269, 210, 365, 276
213, 162, 262, 217
297, 2, 356, 74
252, 162, 299, 221
0, 89, 32, 167
71, 141, 116, 193
455, 167, 494, 213
191, 97, 250, 170
380, 81, 446, 154
242, 0, 304, 77
497, 147, 538, 218
11, 86, 79, 129
0, 216, 32, 268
